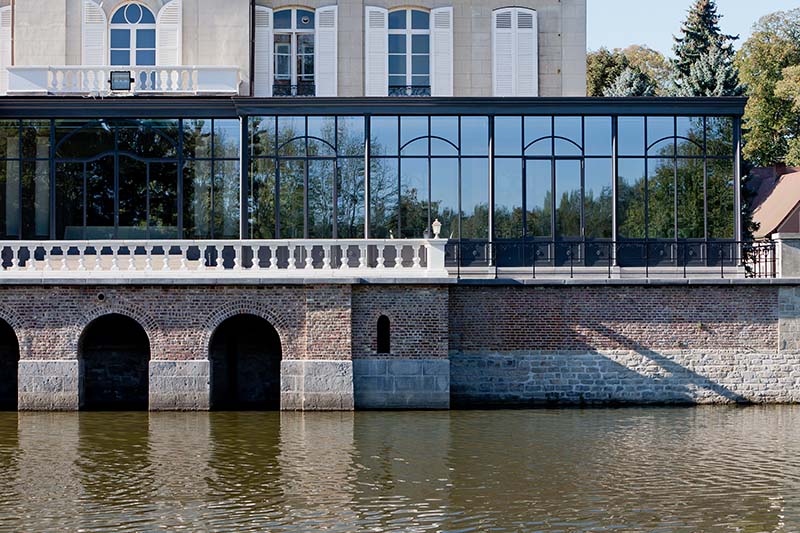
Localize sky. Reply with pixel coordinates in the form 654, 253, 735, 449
587, 0, 799, 56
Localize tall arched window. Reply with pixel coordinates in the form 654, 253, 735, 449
388, 9, 430, 96
273, 8, 315, 96
377, 315, 391, 354
110, 3, 157, 66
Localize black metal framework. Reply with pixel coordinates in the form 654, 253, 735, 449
0, 97, 746, 269
388, 86, 432, 97
272, 83, 315, 97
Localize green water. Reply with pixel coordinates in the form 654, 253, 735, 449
0, 407, 798, 532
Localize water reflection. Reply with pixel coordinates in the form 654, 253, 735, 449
0, 408, 799, 531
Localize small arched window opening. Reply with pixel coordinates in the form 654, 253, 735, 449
377, 315, 391, 354
110, 3, 157, 66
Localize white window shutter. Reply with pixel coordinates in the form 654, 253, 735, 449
82, 0, 107, 66
516, 9, 538, 97
156, 0, 183, 66
430, 7, 453, 97
492, 9, 514, 97
0, 7, 11, 95
254, 6, 273, 97
364, 6, 388, 97
315, 6, 338, 97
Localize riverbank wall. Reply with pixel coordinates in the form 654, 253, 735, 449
0, 280, 797, 410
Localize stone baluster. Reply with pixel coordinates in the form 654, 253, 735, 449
93, 247, 102, 271
269, 245, 279, 270
412, 244, 422, 269
77, 245, 86, 271
340, 246, 350, 270
43, 245, 54, 271
9, 245, 20, 272
394, 244, 404, 269
27, 246, 37, 272
145, 245, 154, 272
252, 245, 262, 270
323, 245, 333, 270
377, 244, 386, 269
180, 245, 189, 271
198, 244, 208, 271
60, 246, 69, 271
162, 246, 171, 272
358, 244, 368, 270
215, 246, 225, 271
111, 245, 120, 271
287, 245, 297, 270
304, 245, 313, 270
233, 245, 242, 270
128, 247, 137, 271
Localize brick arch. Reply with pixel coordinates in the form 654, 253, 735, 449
74, 301, 158, 356
0, 305, 26, 354
202, 303, 297, 358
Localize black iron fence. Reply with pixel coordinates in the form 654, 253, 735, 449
388, 85, 432, 97
446, 240, 777, 280
272, 83, 316, 97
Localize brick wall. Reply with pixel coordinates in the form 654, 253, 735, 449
449, 286, 779, 354
351, 285, 449, 359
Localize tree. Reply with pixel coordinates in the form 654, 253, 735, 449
736, 9, 800, 166
775, 64, 800, 164
586, 48, 628, 96
620, 45, 673, 96
673, 0, 737, 80
603, 67, 656, 97
675, 43, 744, 97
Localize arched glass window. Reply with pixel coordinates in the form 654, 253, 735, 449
110, 3, 157, 66
377, 315, 391, 354
388, 9, 430, 96
273, 8, 315, 96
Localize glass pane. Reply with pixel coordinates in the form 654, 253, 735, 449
556, 160, 581, 238
125, 4, 142, 24
495, 117, 522, 156
55, 162, 83, 239
618, 117, 645, 156
461, 158, 489, 240
55, 120, 115, 160
214, 119, 240, 159
337, 117, 365, 157
307, 116, 336, 157
137, 29, 156, 49
337, 157, 365, 238
648, 158, 675, 239
411, 10, 429, 29
523, 116, 551, 156
707, 159, 735, 239
554, 117, 582, 156
388, 55, 406, 76
2, 160, 18, 237
118, 157, 148, 237
400, 116, 428, 156
370, 117, 398, 156
0, 120, 18, 160
296, 9, 314, 30
274, 10, 292, 30
647, 116, 674, 156
250, 116, 276, 157
526, 159, 552, 238
370, 158, 398, 238
117, 120, 178, 159
140, 7, 155, 24
111, 50, 131, 66
85, 156, 115, 239
149, 163, 178, 238
111, 29, 130, 49
584, 117, 612, 156
494, 158, 522, 239
585, 159, 612, 239
400, 158, 428, 238
249, 157, 276, 239
389, 34, 406, 54
677, 158, 705, 239
430, 158, 458, 239
183, 119, 212, 159
278, 160, 305, 238
21, 120, 50, 159
183, 160, 212, 238
461, 117, 488, 156
308, 159, 334, 238
431, 116, 458, 156
412, 35, 429, 54
111, 8, 127, 24
707, 117, 734, 157
617, 158, 646, 238
411, 75, 429, 87
214, 160, 240, 238
677, 116, 704, 157
278, 116, 305, 157
389, 75, 406, 87
389, 10, 407, 29
411, 55, 430, 76
21, 160, 50, 239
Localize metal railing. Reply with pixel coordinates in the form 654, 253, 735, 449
388, 85, 432, 97
446, 240, 777, 280
0, 239, 448, 280
272, 83, 316, 97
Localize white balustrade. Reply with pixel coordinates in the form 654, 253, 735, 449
6, 66, 240, 96
0, 240, 449, 280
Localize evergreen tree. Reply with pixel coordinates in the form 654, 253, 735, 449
603, 67, 656, 97
675, 43, 744, 97
586, 48, 629, 96
673, 0, 737, 79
